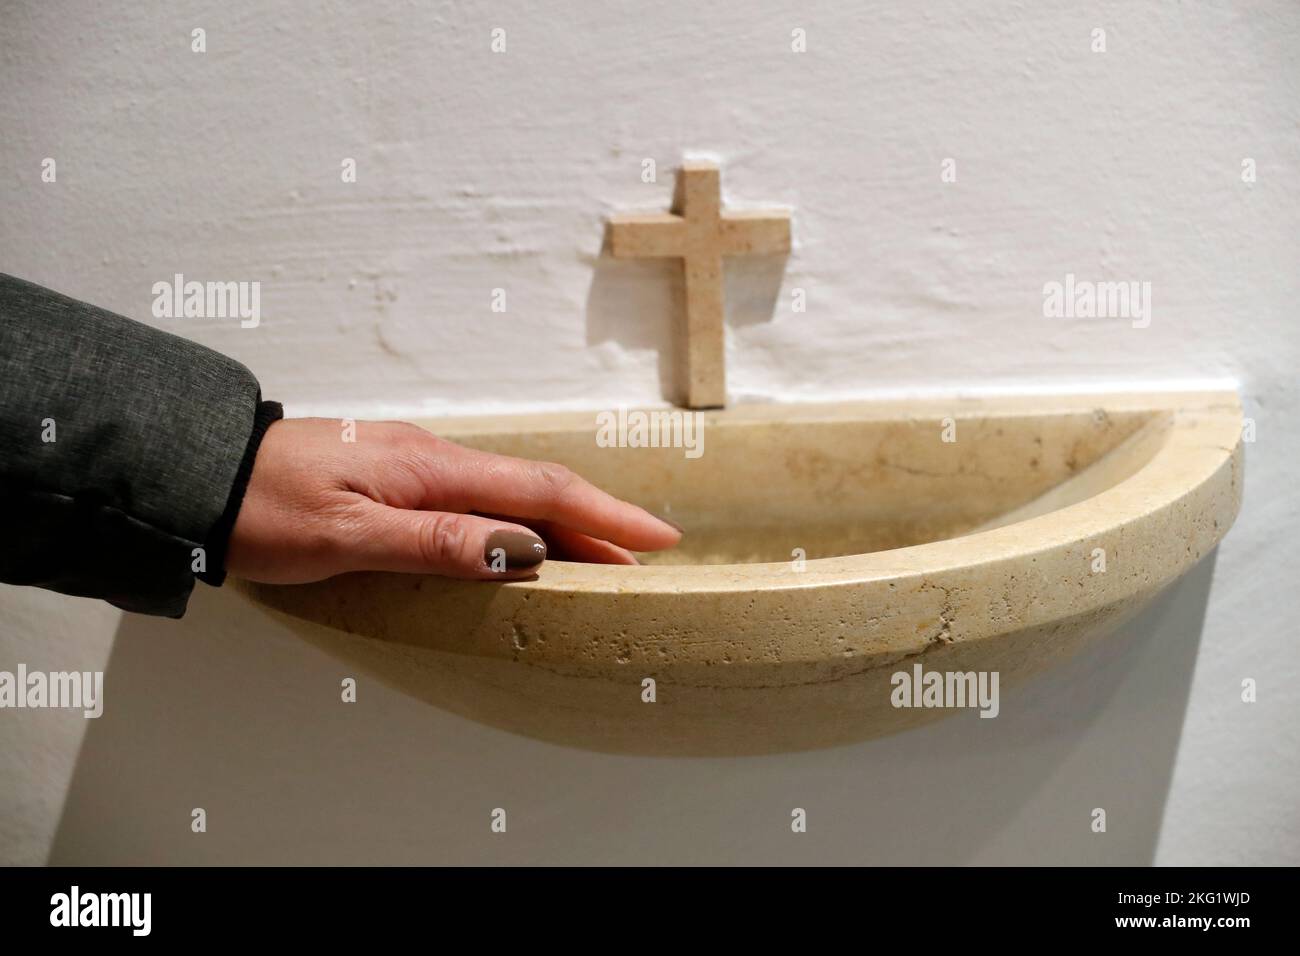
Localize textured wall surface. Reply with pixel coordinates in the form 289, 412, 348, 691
1, 1, 1297, 864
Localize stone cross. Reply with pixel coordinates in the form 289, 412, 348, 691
608, 161, 791, 408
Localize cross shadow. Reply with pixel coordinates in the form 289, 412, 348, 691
585, 230, 789, 405
48, 552, 1217, 864
585, 236, 682, 398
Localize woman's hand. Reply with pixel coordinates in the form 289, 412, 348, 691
225, 418, 682, 583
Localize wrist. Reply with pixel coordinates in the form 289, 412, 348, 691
198, 400, 284, 586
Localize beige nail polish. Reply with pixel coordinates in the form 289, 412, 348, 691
652, 512, 685, 534
485, 530, 546, 570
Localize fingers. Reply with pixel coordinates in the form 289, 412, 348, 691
400, 434, 683, 553
530, 521, 641, 565
346, 502, 547, 580
472, 513, 641, 565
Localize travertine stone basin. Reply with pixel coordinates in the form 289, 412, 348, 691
240, 390, 1243, 755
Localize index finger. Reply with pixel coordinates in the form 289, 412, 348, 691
415, 438, 683, 552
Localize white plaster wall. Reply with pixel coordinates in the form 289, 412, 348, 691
1, 1, 1297, 864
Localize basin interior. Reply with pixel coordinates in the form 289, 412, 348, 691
425, 404, 1167, 565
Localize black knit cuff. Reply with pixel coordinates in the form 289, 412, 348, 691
198, 399, 284, 587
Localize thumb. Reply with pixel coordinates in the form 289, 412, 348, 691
349, 503, 547, 580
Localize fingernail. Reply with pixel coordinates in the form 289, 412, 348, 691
485, 530, 547, 571
651, 512, 685, 534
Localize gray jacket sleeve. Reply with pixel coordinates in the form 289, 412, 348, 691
0, 273, 282, 617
